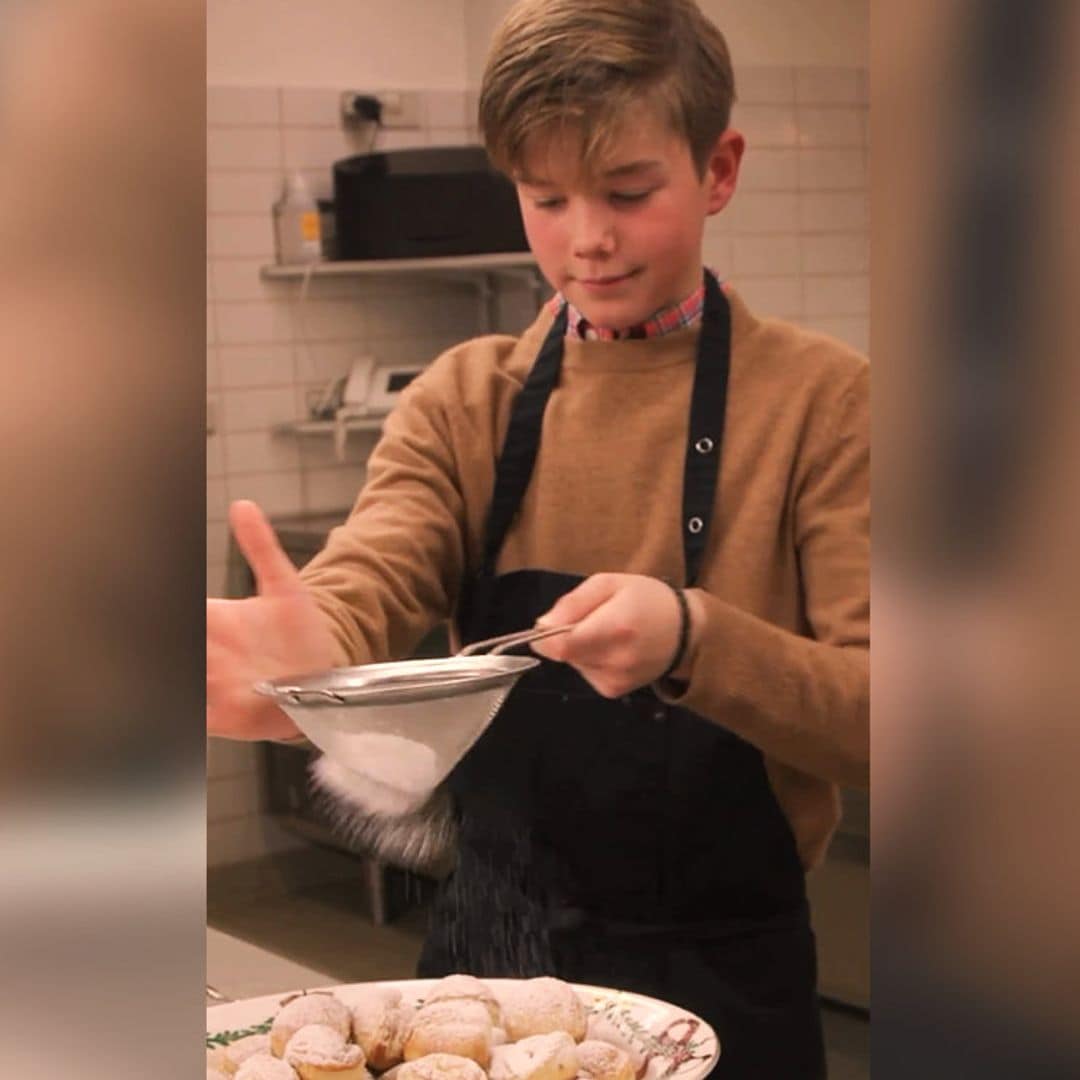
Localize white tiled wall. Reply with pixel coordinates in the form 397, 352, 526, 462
206, 737, 306, 867
206, 67, 868, 866
207, 86, 489, 599
206, 85, 500, 867
703, 64, 870, 352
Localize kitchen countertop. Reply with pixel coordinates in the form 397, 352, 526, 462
206, 927, 336, 1004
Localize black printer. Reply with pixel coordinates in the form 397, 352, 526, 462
332, 146, 528, 261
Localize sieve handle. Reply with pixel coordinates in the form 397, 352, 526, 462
458, 624, 573, 657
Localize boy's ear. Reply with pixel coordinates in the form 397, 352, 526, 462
703, 129, 745, 216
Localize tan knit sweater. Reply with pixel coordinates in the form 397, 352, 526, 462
299, 286, 869, 870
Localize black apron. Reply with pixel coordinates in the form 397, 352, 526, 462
417, 272, 826, 1078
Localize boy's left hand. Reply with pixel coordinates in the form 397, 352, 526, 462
532, 574, 701, 697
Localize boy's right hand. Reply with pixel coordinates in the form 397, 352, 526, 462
207, 500, 342, 741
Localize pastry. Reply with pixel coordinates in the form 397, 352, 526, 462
574, 1041, 635, 1080
209, 1069, 231, 1080
397, 1052, 488, 1080
404, 1001, 494, 1068
350, 985, 416, 1071
235, 1054, 301, 1080
582, 1017, 644, 1074
283, 1024, 369, 1080
423, 974, 502, 1026
500, 978, 587, 1042
271, 993, 353, 1058
489, 1032, 577, 1080
222, 1033, 274, 1074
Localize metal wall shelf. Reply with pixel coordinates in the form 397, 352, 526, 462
272, 416, 384, 437
266, 252, 546, 448
262, 251, 544, 338
260, 251, 537, 280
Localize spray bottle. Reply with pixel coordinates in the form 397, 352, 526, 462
272, 172, 322, 265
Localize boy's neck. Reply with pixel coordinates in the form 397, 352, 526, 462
549, 273, 714, 342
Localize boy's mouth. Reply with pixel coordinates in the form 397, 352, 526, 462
574, 269, 641, 290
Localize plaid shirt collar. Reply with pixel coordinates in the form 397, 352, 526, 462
547, 276, 710, 341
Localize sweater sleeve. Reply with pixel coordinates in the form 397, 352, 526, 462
297, 370, 471, 667
659, 363, 870, 789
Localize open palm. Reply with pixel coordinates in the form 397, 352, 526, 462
207, 500, 342, 741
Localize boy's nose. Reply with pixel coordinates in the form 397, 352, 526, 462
570, 205, 616, 259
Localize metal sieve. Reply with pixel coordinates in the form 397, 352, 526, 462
254, 624, 570, 816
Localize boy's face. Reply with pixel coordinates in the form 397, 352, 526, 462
514, 106, 743, 330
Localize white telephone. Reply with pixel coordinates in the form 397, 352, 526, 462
332, 355, 424, 460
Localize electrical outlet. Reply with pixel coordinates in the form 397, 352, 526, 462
340, 90, 422, 130
378, 90, 422, 129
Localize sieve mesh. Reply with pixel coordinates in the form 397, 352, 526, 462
257, 655, 537, 815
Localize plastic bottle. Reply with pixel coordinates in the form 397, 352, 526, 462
272, 172, 322, 265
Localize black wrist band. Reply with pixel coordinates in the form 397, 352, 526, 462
660, 585, 691, 680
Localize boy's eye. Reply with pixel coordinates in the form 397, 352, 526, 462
533, 196, 566, 210
610, 190, 652, 205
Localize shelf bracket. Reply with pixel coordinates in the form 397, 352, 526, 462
476, 272, 497, 334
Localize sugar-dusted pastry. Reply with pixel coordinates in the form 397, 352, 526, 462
404, 1001, 494, 1069
500, 978, 587, 1043
222, 1033, 273, 1074
271, 993, 353, 1058
209, 1069, 231, 1080
235, 1053, 301, 1080
412, 1000, 493, 1030
283, 1024, 369, 1080
349, 985, 416, 1071
489, 1032, 577, 1080
397, 1052, 488, 1080
574, 1041, 635, 1080
423, 974, 502, 1026
582, 1017, 644, 1075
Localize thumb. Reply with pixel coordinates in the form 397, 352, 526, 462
229, 500, 302, 596
535, 573, 622, 630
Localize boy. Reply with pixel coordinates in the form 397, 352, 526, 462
207, 1, 868, 1075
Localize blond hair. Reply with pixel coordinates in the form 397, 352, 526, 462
479, 0, 736, 178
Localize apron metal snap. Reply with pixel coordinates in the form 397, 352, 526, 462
687, 516, 704, 534
652, 708, 666, 723
694, 436, 715, 454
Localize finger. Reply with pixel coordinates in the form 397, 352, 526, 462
229, 500, 302, 596
534, 573, 624, 630
535, 600, 632, 667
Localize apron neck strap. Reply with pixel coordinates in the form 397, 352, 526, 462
681, 270, 731, 585
481, 302, 568, 575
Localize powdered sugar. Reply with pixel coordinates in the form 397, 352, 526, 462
498, 979, 587, 1042
284, 1023, 365, 1067
321, 733, 440, 815
223, 1033, 273, 1069
272, 993, 352, 1056
234, 1053, 299, 1080
312, 758, 459, 876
